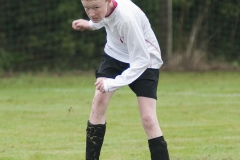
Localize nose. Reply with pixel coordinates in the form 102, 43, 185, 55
88, 9, 96, 17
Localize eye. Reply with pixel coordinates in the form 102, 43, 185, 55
94, 7, 99, 10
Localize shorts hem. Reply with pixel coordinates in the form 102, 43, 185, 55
136, 94, 157, 100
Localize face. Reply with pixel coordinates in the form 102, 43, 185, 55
81, 0, 109, 23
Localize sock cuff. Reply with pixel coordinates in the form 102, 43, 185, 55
148, 136, 164, 143
148, 136, 167, 149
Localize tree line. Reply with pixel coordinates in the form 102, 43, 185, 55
0, 0, 239, 72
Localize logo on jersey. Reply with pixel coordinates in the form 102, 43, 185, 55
120, 37, 124, 43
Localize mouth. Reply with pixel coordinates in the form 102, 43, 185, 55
91, 18, 99, 22
90, 17, 101, 23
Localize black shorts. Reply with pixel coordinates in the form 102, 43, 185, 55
95, 53, 160, 100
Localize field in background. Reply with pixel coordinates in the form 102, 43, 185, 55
0, 72, 239, 160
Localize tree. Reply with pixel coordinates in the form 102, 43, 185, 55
159, 0, 173, 63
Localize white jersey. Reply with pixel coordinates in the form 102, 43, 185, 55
89, 0, 163, 92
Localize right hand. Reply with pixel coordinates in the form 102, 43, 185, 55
94, 77, 107, 93
72, 19, 91, 31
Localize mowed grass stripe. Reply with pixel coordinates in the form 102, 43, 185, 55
0, 71, 239, 160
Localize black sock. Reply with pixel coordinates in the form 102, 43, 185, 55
86, 120, 106, 160
148, 136, 170, 160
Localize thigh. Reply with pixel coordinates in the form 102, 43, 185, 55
129, 69, 159, 100
138, 96, 157, 116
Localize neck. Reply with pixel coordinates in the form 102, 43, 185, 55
105, 0, 114, 17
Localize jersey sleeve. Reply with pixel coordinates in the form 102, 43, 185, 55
103, 18, 151, 92
89, 20, 104, 30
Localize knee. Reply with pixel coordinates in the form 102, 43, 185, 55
92, 92, 109, 108
141, 114, 156, 130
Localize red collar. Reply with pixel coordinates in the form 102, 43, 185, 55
105, 0, 118, 17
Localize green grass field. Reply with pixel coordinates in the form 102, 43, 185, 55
0, 71, 239, 160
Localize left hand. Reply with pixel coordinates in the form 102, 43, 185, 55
94, 78, 107, 93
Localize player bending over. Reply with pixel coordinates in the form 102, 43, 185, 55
72, 0, 170, 159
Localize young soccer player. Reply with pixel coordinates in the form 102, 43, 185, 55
72, 0, 170, 159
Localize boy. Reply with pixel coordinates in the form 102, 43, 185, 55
72, 0, 170, 159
